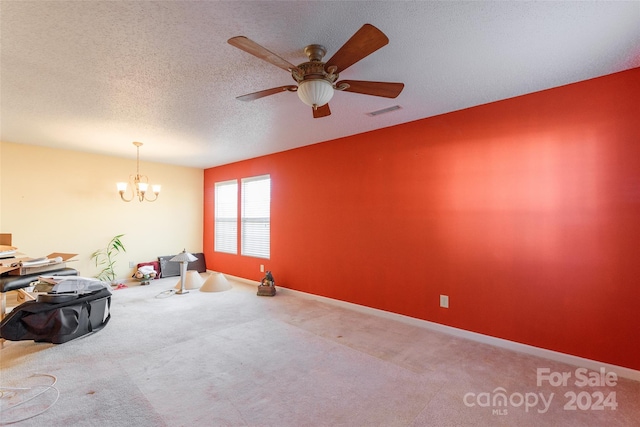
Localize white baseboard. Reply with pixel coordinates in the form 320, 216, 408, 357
224, 273, 640, 382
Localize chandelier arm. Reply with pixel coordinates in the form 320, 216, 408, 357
144, 192, 159, 202
117, 174, 137, 202
119, 191, 133, 202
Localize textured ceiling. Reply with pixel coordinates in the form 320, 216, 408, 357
1, 1, 639, 169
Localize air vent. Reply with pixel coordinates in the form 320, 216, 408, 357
366, 105, 402, 117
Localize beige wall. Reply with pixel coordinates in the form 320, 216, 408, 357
0, 141, 203, 280
0, 142, 3, 229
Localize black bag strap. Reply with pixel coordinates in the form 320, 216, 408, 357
83, 297, 111, 333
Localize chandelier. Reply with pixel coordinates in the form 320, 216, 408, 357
117, 142, 161, 202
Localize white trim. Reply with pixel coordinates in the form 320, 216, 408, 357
224, 273, 640, 382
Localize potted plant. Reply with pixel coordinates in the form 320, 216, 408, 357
91, 234, 126, 283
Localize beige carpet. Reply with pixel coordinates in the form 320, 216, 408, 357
1, 275, 638, 426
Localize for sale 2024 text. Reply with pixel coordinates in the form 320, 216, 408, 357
537, 367, 618, 411
463, 367, 618, 415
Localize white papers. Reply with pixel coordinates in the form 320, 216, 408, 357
52, 277, 108, 294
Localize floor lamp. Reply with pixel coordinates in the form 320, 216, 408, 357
171, 249, 197, 295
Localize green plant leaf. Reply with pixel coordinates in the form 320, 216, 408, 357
92, 234, 126, 281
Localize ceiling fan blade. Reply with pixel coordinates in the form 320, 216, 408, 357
325, 24, 389, 73
336, 80, 404, 98
236, 86, 297, 101
228, 36, 299, 72
313, 104, 331, 118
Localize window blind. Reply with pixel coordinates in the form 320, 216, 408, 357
241, 175, 270, 259
214, 180, 238, 254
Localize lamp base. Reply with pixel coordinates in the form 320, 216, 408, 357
175, 289, 189, 295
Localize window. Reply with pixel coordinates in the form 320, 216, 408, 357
214, 180, 238, 254
241, 175, 271, 259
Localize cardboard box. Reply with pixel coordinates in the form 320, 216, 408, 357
1, 253, 77, 276
0, 253, 26, 275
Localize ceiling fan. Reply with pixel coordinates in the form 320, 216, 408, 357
228, 24, 404, 118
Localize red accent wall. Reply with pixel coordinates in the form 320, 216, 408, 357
204, 68, 640, 370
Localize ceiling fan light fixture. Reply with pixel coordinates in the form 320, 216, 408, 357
297, 79, 334, 109
229, 24, 402, 118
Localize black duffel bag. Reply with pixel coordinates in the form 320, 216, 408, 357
0, 287, 111, 343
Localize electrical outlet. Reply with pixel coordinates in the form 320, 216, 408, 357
260, 264, 264, 273
129, 261, 135, 268
440, 295, 449, 308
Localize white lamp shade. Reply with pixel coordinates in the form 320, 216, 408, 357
170, 251, 198, 263
175, 270, 204, 290
152, 184, 161, 194
138, 182, 149, 192
116, 182, 128, 192
200, 272, 232, 293
297, 79, 334, 108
